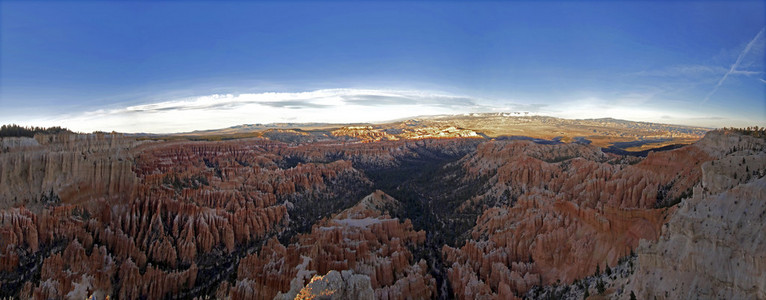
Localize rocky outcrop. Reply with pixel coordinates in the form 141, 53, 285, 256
276, 269, 375, 300
4, 127, 759, 299
442, 136, 716, 298
462, 139, 711, 210
443, 198, 669, 298
621, 133, 766, 299
229, 191, 436, 300
271, 137, 480, 169
332, 124, 480, 142
0, 133, 139, 211
0, 135, 376, 298
626, 179, 766, 299
480, 131, 766, 300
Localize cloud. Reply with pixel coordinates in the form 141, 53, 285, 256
15, 89, 494, 133
688, 116, 725, 120
507, 103, 548, 112
729, 70, 763, 76
341, 95, 416, 106
258, 100, 329, 109
7, 88, 753, 134
123, 92, 333, 113
544, 94, 766, 129
703, 27, 766, 103
630, 64, 726, 78
116, 89, 482, 115
341, 94, 476, 108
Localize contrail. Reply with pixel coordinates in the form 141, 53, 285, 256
703, 27, 765, 103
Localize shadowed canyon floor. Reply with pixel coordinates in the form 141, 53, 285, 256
0, 116, 763, 299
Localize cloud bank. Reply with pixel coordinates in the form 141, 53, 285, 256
26, 89, 494, 133
7, 88, 759, 134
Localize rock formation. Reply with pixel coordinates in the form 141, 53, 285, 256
228, 190, 436, 300
0, 134, 374, 298
275, 269, 375, 300
331, 124, 480, 142
0, 133, 139, 211
622, 131, 766, 299
442, 134, 716, 298
0, 126, 761, 299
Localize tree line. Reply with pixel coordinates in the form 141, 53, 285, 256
0, 124, 72, 137
722, 126, 766, 138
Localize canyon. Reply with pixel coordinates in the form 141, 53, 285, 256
0, 115, 762, 299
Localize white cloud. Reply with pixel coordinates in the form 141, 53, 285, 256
12, 89, 488, 133
546, 97, 673, 122
545, 96, 765, 128
6, 88, 759, 133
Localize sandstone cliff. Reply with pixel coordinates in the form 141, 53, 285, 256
621, 131, 766, 299
3, 128, 758, 299
0, 133, 139, 211
442, 135, 715, 298
0, 135, 378, 298
496, 130, 766, 300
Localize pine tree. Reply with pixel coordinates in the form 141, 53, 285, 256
596, 279, 605, 294
630, 291, 637, 300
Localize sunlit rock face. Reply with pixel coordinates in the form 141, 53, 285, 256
622, 131, 766, 300
0, 126, 761, 299
331, 124, 480, 142
279, 269, 375, 300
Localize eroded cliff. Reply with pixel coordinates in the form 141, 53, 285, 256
1, 128, 760, 299
622, 131, 766, 299
441, 135, 715, 298
226, 190, 436, 300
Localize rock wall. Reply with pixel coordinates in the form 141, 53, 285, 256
0, 135, 376, 298
442, 136, 715, 298
0, 133, 139, 211
2, 130, 757, 299
623, 132, 766, 299
275, 269, 375, 300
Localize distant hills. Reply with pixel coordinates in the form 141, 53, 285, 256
135, 113, 710, 149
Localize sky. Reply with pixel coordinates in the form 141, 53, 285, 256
1, 1, 764, 133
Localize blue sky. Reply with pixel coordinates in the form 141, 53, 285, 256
1, 1, 764, 133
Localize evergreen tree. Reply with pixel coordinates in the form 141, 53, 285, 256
596, 279, 605, 294
0, 124, 72, 137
